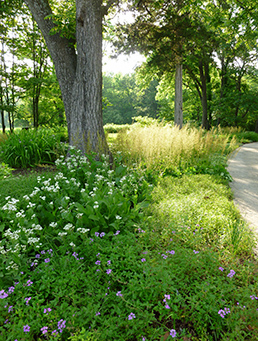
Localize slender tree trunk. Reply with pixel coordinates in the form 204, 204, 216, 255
255, 119, 258, 134
199, 61, 209, 130
174, 63, 183, 129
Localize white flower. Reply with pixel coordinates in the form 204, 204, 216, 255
116, 215, 122, 220
64, 223, 74, 231
27, 202, 36, 208
77, 228, 90, 234
70, 242, 75, 247
58, 232, 67, 236
40, 196, 46, 201
28, 237, 40, 244
50, 222, 57, 228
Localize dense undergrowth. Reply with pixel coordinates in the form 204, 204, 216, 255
0, 123, 258, 340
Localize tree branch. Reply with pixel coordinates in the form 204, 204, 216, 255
101, 0, 119, 16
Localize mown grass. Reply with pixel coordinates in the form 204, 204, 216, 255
0, 124, 257, 340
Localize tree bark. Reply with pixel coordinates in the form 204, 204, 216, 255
174, 63, 183, 129
24, 0, 109, 155
70, 0, 107, 153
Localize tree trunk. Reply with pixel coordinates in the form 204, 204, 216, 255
255, 119, 258, 134
70, 0, 107, 154
25, 0, 108, 155
199, 61, 209, 130
174, 63, 183, 129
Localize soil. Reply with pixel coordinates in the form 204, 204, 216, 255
11, 164, 57, 177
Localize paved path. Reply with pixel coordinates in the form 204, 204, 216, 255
227, 142, 258, 256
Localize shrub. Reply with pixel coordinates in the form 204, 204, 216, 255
0, 162, 13, 180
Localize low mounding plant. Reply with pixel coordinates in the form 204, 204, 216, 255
0, 128, 67, 168
0, 162, 13, 180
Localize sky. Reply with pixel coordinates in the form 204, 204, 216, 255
103, 50, 145, 75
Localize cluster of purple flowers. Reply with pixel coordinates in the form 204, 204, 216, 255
250, 295, 258, 300
25, 297, 31, 306
0, 290, 8, 299
219, 267, 224, 271
116, 291, 123, 297
227, 270, 236, 278
57, 319, 66, 333
193, 250, 199, 254
218, 307, 230, 318
163, 294, 171, 309
44, 307, 52, 315
26, 280, 33, 286
114, 230, 120, 236
95, 232, 105, 237
41, 326, 48, 335
72, 251, 84, 260
128, 312, 136, 320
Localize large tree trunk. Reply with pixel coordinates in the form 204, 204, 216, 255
25, 0, 109, 155
70, 0, 107, 153
174, 63, 183, 129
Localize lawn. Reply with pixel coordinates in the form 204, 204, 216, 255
0, 124, 258, 341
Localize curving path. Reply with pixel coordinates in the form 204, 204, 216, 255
227, 142, 258, 256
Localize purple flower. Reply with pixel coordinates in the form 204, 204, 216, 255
193, 250, 199, 254
25, 297, 31, 306
227, 270, 236, 278
41, 326, 48, 335
57, 319, 66, 333
142, 251, 148, 254
44, 307, 52, 314
23, 324, 30, 333
107, 260, 111, 265
219, 267, 224, 271
161, 254, 167, 259
100, 232, 105, 237
218, 307, 230, 318
141, 258, 146, 262
8, 306, 13, 312
95, 260, 101, 265
128, 312, 136, 320
164, 294, 171, 300
52, 330, 59, 336
45, 258, 50, 263
8, 286, 15, 293
170, 329, 176, 338
95, 232, 100, 237
114, 230, 120, 235
96, 253, 100, 257
27, 280, 33, 286
96, 312, 101, 316
116, 291, 123, 297
165, 304, 170, 309
35, 254, 40, 258
167, 250, 175, 255
106, 269, 112, 274
0, 290, 8, 299
41, 250, 46, 254
96, 269, 100, 272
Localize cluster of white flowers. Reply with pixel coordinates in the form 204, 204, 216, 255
16, 210, 25, 218
63, 223, 74, 231
30, 187, 40, 197
4, 228, 20, 240
31, 224, 43, 231
6, 260, 18, 271
27, 237, 40, 244
77, 228, 90, 234
58, 232, 67, 237
2, 198, 19, 211
50, 222, 58, 228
